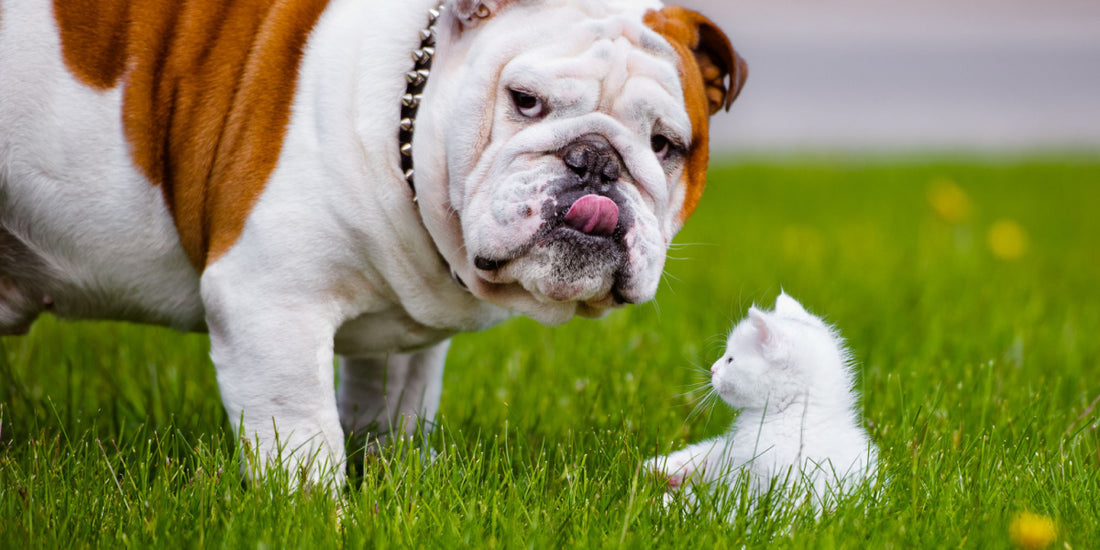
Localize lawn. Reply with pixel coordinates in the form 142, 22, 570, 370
2, 158, 1099, 548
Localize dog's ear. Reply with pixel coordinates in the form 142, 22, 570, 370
448, 0, 520, 27
645, 6, 748, 114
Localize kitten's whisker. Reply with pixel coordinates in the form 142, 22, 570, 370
674, 360, 707, 373
674, 381, 712, 400
672, 366, 713, 396
685, 391, 721, 428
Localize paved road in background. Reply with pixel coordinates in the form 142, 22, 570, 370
674, 0, 1100, 153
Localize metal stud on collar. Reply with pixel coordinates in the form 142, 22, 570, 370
399, 3, 445, 201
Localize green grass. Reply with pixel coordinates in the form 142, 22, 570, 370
3, 158, 1099, 548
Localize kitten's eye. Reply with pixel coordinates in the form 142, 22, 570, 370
510, 89, 545, 118
651, 134, 671, 157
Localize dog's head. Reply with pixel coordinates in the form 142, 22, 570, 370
415, 0, 747, 324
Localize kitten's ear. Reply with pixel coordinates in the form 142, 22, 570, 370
775, 292, 811, 320
775, 292, 827, 329
749, 307, 787, 362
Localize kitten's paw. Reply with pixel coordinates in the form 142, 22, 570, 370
666, 471, 687, 488
644, 455, 694, 488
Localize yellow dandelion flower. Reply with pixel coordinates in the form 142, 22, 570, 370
1009, 511, 1057, 550
988, 219, 1029, 260
927, 178, 972, 224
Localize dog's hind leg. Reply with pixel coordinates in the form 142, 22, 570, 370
337, 340, 449, 450
0, 225, 52, 335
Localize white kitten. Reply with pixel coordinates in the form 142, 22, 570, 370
647, 292, 878, 512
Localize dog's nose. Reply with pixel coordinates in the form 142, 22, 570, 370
561, 137, 623, 186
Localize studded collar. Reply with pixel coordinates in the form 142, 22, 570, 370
399, 3, 445, 202
399, 4, 473, 291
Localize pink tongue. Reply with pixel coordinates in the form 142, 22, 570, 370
565, 194, 619, 236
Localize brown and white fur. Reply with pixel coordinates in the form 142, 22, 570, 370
0, 0, 746, 486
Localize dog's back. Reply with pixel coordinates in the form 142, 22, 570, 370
0, 0, 205, 333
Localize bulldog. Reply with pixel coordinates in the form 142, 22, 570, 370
0, 0, 745, 485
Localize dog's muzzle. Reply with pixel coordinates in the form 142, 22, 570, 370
471, 135, 641, 307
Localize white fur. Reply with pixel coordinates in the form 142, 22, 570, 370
1, 0, 710, 488
646, 293, 879, 514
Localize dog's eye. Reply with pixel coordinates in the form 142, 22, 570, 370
651, 134, 671, 157
510, 89, 545, 118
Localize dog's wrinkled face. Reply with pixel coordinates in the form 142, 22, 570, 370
416, 0, 745, 324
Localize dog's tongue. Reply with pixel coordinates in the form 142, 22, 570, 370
564, 194, 618, 236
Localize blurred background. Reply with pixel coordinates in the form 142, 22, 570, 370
675, 0, 1100, 154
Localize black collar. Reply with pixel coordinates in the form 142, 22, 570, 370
399, 4, 445, 202
400, 4, 471, 292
